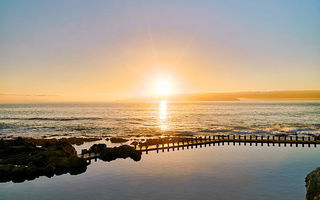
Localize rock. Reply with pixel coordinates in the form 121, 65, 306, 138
99, 145, 141, 162
0, 137, 88, 183
306, 167, 320, 200
138, 136, 189, 147
11, 166, 28, 183
89, 144, 107, 153
0, 164, 14, 182
24, 137, 102, 146
43, 141, 77, 156
110, 137, 129, 143
130, 141, 139, 146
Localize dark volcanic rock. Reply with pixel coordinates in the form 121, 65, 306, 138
306, 167, 320, 200
89, 143, 107, 153
24, 137, 101, 146
109, 137, 129, 143
85, 143, 141, 162
137, 136, 191, 147
0, 138, 88, 183
98, 145, 141, 162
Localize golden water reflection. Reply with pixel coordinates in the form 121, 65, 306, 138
159, 100, 168, 131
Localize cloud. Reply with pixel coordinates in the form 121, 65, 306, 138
0, 93, 58, 97
0, 93, 60, 102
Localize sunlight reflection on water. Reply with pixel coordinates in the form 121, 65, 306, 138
159, 100, 168, 131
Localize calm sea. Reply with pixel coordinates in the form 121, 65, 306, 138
0, 101, 319, 138
1, 101, 320, 199
1, 142, 320, 200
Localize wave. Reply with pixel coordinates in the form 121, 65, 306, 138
287, 128, 319, 133
198, 129, 233, 133
196, 127, 320, 136
0, 123, 19, 129
177, 131, 196, 135
0, 117, 103, 121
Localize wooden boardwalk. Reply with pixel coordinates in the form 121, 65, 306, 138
134, 135, 320, 153
79, 135, 319, 159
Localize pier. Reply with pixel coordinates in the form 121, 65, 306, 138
134, 135, 320, 154
79, 135, 320, 160
78, 149, 100, 163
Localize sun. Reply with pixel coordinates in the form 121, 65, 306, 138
156, 79, 172, 96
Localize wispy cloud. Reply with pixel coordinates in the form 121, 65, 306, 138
0, 93, 58, 97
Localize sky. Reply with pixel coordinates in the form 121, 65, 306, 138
0, 0, 319, 102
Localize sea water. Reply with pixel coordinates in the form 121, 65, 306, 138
0, 143, 319, 200
0, 101, 320, 200
0, 101, 319, 138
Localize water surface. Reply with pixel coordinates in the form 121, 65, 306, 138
0, 144, 319, 200
0, 101, 319, 138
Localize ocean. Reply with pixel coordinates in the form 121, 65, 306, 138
0, 101, 319, 138
1, 101, 320, 199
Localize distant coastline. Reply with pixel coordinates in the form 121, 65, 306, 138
121, 90, 320, 102
1, 90, 320, 103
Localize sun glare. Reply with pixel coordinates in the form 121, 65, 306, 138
156, 79, 172, 96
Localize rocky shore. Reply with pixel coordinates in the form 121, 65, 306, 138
0, 137, 142, 183
0, 137, 88, 183
24, 137, 102, 146
306, 167, 320, 200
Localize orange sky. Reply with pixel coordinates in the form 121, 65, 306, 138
1, 1, 319, 102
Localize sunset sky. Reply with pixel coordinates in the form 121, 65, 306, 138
1, 0, 319, 102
